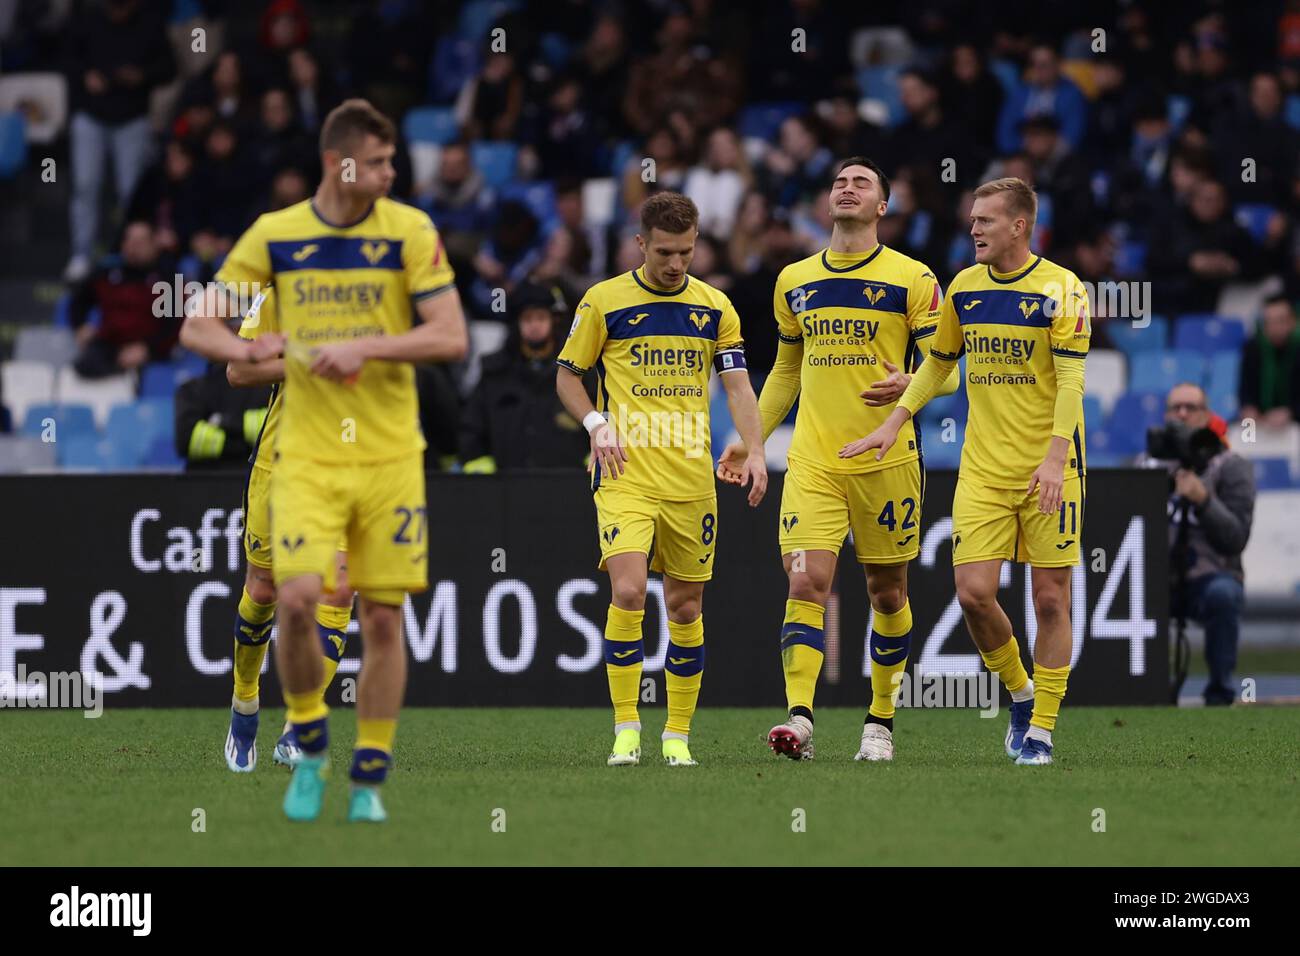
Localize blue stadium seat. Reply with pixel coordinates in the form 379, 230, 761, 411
1206, 351, 1239, 400
917, 385, 968, 426
606, 139, 637, 177
920, 428, 963, 469
1085, 427, 1130, 466
429, 36, 480, 104
989, 58, 1021, 95
0, 112, 26, 179
1105, 315, 1167, 357
403, 107, 459, 146
1207, 386, 1238, 420
457, 0, 519, 42
538, 32, 573, 69
470, 141, 518, 189
107, 399, 173, 458
1083, 395, 1103, 434
1253, 458, 1293, 490
737, 101, 804, 142
140, 362, 181, 398
1114, 239, 1147, 276
142, 434, 184, 470
1107, 391, 1166, 450
172, 349, 208, 382
1173, 315, 1246, 354
1167, 94, 1192, 130
1286, 94, 1300, 130
22, 403, 96, 441
856, 66, 905, 126
58, 436, 140, 471
1128, 350, 1205, 393
1234, 204, 1277, 245
497, 181, 557, 233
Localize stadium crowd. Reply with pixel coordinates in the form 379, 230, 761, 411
1, 0, 1299, 475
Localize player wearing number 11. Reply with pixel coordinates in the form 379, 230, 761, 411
841, 177, 1090, 766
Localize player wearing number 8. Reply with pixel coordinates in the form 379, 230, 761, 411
556, 192, 767, 768
718, 157, 958, 763
841, 177, 1090, 766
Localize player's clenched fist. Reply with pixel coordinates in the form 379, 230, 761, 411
589, 421, 628, 478
310, 340, 366, 383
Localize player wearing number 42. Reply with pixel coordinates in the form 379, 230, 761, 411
556, 192, 768, 769
842, 177, 1091, 766
719, 156, 959, 764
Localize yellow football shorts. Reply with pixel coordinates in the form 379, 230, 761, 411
778, 458, 924, 565
270, 452, 427, 602
593, 483, 718, 582
243, 461, 347, 570
951, 474, 1084, 568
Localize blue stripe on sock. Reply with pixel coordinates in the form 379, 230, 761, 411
292, 716, 329, 755
234, 614, 274, 646
317, 624, 347, 662
780, 623, 825, 653
350, 746, 390, 784
664, 640, 705, 677
869, 630, 911, 666
603, 638, 644, 666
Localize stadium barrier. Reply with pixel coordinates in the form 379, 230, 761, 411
0, 470, 1168, 707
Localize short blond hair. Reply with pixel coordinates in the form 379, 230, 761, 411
974, 177, 1038, 229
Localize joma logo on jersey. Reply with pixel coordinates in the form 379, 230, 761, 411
359, 240, 390, 265
291, 243, 319, 262
627, 312, 650, 325
963, 330, 1036, 360
629, 343, 705, 370
862, 284, 887, 305
1018, 299, 1041, 319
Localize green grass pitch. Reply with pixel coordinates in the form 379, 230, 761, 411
3, 707, 1295, 866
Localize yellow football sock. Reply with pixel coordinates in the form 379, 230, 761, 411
356, 718, 397, 754
665, 615, 705, 736
284, 688, 329, 755
979, 635, 1031, 694
780, 599, 825, 714
604, 604, 644, 727
1029, 662, 1070, 731
868, 601, 913, 720
312, 601, 352, 706
232, 588, 275, 702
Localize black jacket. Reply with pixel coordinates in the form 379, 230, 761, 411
174, 363, 272, 471
460, 346, 594, 470
66, 3, 174, 125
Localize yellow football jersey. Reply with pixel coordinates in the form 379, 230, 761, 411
557, 267, 746, 501
217, 197, 455, 463
775, 245, 943, 473
919, 255, 1090, 488
236, 286, 281, 470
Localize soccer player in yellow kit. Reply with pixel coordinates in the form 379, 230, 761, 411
556, 192, 767, 768
215, 286, 356, 773
719, 157, 957, 762
180, 99, 468, 819
842, 177, 1089, 766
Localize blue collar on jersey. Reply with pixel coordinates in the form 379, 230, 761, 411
310, 199, 376, 229
631, 267, 689, 296
820, 244, 884, 272
986, 255, 1041, 284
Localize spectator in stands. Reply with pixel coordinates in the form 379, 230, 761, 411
885, 68, 980, 188
621, 126, 688, 214
248, 87, 316, 187
460, 282, 591, 472
1239, 295, 1300, 426
728, 190, 772, 275
1018, 115, 1095, 251
421, 141, 493, 254
64, 0, 175, 283
471, 200, 544, 319
285, 47, 339, 133
684, 127, 751, 240
577, 13, 631, 140
127, 140, 203, 259
174, 361, 272, 471
70, 221, 176, 378
760, 115, 833, 209
267, 166, 310, 211
533, 74, 600, 180
1218, 72, 1298, 206
345, 0, 434, 122
177, 50, 256, 130
456, 50, 525, 141
1163, 382, 1256, 706
190, 122, 254, 276
940, 43, 1004, 151
995, 43, 1087, 155
1148, 177, 1261, 314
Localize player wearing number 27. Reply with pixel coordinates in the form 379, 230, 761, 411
843, 177, 1090, 766
556, 192, 768, 769
180, 99, 469, 821
719, 157, 959, 763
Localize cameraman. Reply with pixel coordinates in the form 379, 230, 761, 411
1161, 383, 1257, 705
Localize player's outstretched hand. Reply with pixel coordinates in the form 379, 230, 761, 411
839, 424, 897, 461
715, 440, 747, 486
738, 450, 768, 507
590, 422, 628, 479
310, 341, 365, 384
247, 332, 285, 363
861, 360, 911, 407
1028, 457, 1065, 515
